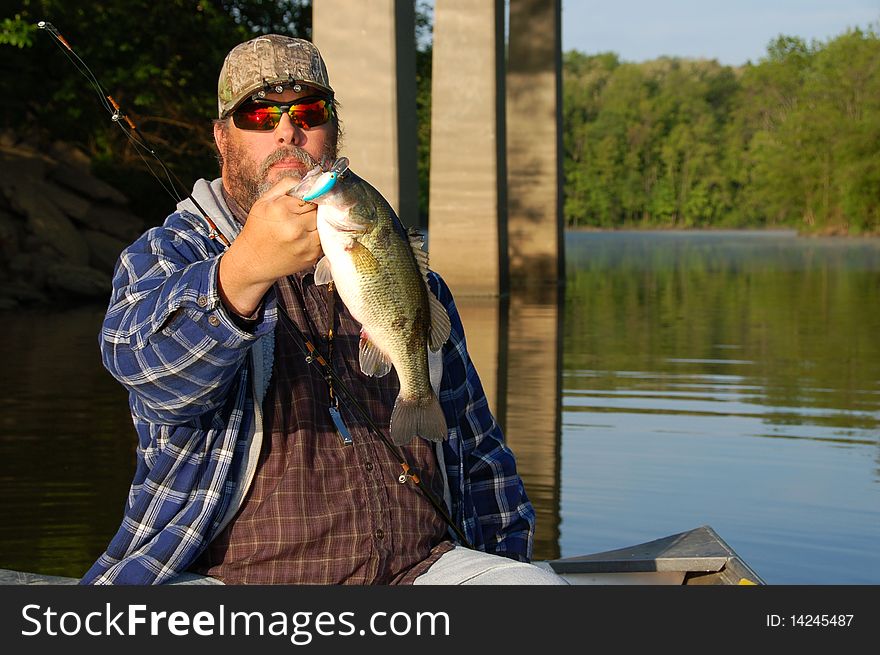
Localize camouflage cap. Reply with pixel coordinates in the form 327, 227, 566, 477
217, 34, 333, 118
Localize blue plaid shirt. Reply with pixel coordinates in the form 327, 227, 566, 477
80, 205, 535, 584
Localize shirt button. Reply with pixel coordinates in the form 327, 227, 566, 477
375, 529, 385, 540
197, 296, 209, 307
208, 315, 221, 327
365, 462, 373, 471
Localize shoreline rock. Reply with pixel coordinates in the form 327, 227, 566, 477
0, 135, 145, 309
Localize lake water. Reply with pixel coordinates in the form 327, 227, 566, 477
554, 231, 880, 585
0, 230, 877, 584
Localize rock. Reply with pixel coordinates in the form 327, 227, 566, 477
50, 167, 131, 206
0, 139, 147, 307
3, 177, 90, 265
82, 229, 127, 273
48, 141, 91, 170
0, 191, 13, 212
0, 147, 49, 182
0, 129, 17, 149
41, 180, 92, 221
0, 150, 91, 265
9, 252, 47, 290
44, 263, 110, 298
78, 204, 145, 241
0, 209, 21, 262
48, 164, 130, 205
0, 278, 49, 305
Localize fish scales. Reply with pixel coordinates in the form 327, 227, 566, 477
291, 161, 450, 445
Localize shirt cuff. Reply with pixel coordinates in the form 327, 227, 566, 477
223, 301, 264, 332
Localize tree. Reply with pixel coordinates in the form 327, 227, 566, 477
414, 0, 432, 224
1, 0, 311, 222
561, 22, 880, 233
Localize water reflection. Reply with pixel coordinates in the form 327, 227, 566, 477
501, 285, 564, 561
456, 283, 564, 561
559, 231, 880, 583
0, 304, 134, 577
452, 230, 880, 582
2, 231, 879, 582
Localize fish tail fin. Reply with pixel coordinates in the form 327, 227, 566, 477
390, 392, 448, 445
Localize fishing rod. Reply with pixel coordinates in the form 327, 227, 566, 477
39, 21, 472, 548
37, 21, 230, 245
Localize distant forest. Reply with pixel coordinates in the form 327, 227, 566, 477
563, 26, 880, 234
2, 4, 878, 234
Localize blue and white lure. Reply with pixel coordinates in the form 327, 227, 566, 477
300, 157, 350, 201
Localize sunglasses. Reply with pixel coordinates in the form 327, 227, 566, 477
232, 96, 333, 131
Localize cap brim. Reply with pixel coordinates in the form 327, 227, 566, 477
220, 79, 334, 118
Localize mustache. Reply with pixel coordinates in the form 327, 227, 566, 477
258, 146, 320, 178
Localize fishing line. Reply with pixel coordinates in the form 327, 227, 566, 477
39, 21, 114, 114
39, 21, 187, 203
40, 20, 472, 549
40, 21, 233, 239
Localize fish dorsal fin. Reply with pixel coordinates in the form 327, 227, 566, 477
314, 256, 333, 285
407, 229, 450, 352
408, 228, 430, 283
427, 292, 451, 352
359, 328, 392, 377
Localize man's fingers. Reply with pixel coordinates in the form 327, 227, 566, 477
291, 199, 318, 216
284, 200, 319, 231
260, 177, 305, 202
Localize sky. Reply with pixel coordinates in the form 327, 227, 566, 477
561, 0, 879, 65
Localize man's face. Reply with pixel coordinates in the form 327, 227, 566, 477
214, 86, 338, 210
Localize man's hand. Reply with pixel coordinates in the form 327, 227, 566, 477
218, 179, 322, 317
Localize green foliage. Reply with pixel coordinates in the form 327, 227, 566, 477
563, 23, 880, 233
564, 233, 880, 431
414, 0, 433, 224
5, 3, 876, 235
0, 14, 37, 47
221, 0, 311, 36
1, 0, 311, 223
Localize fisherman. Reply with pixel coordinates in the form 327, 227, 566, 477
81, 34, 565, 585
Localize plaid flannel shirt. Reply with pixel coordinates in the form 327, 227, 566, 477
80, 203, 535, 585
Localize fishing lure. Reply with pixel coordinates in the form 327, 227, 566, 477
300, 157, 350, 201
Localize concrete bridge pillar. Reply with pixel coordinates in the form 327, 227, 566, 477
312, 0, 419, 226
427, 0, 508, 296
507, 0, 564, 284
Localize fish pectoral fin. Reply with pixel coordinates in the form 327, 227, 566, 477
359, 329, 392, 377
427, 291, 451, 351
314, 256, 333, 285
348, 239, 382, 275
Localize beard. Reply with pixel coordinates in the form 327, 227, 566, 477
222, 133, 338, 211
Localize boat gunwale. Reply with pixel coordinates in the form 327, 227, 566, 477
541, 525, 766, 584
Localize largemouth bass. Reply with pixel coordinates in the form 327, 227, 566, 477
290, 158, 451, 446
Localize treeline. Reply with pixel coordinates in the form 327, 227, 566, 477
563, 26, 880, 234
3, 5, 877, 234
1, 1, 312, 221
1, 0, 437, 223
